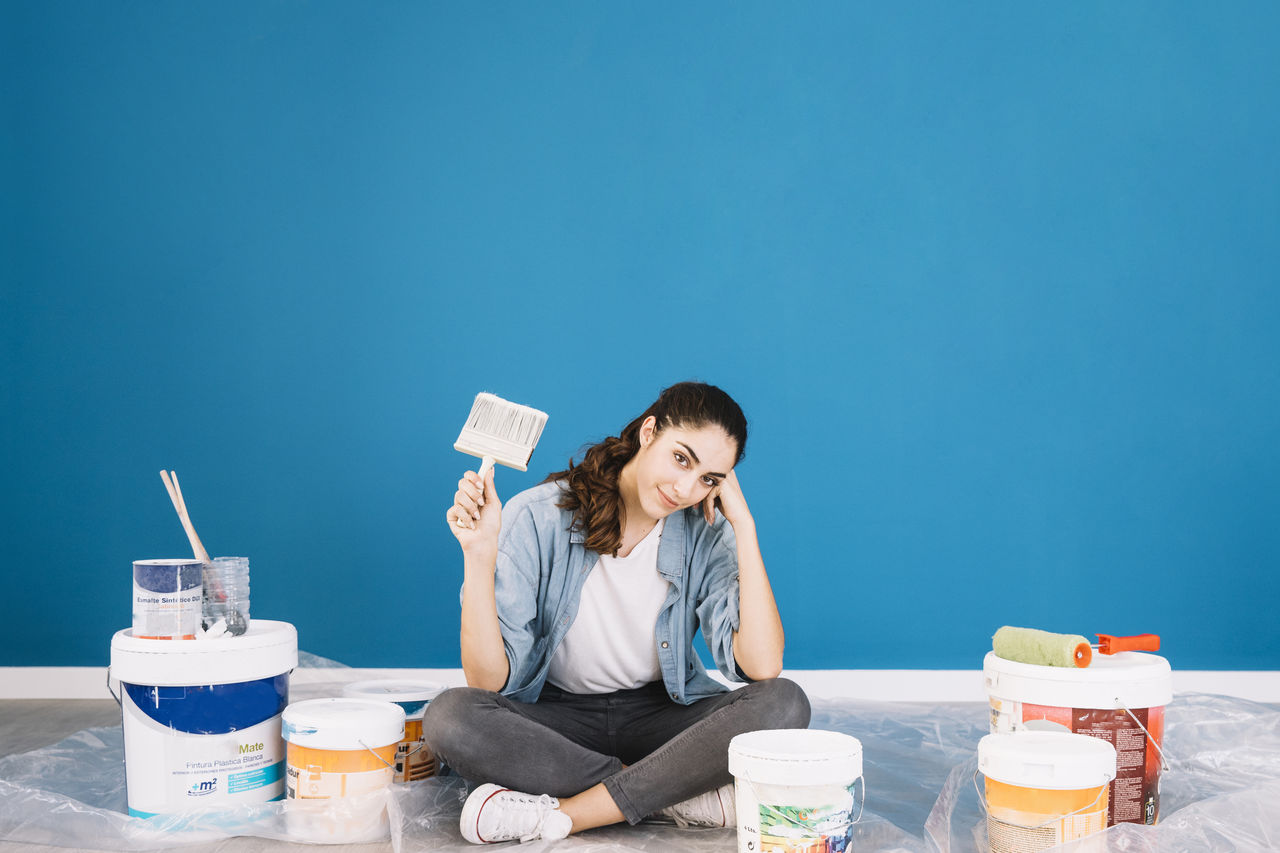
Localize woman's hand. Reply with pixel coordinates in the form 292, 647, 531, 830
447, 466, 502, 556
703, 469, 753, 530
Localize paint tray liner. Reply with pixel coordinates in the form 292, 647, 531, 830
2, 674, 1279, 851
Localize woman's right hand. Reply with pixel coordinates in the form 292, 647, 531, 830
447, 466, 502, 555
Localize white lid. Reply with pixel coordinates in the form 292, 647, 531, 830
282, 698, 405, 749
729, 729, 862, 786
979, 731, 1117, 789
341, 679, 448, 704
984, 650, 1172, 710
110, 619, 297, 686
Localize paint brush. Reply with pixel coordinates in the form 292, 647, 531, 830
453, 392, 549, 480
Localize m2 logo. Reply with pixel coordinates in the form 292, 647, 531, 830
188, 778, 217, 797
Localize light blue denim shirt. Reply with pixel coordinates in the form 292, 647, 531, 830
485, 480, 744, 705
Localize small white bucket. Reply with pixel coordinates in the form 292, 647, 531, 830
728, 729, 864, 853
342, 679, 446, 782
282, 697, 406, 844
978, 731, 1117, 853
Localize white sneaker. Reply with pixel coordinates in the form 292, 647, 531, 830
652, 782, 736, 828
459, 782, 574, 844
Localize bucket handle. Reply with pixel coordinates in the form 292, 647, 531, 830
972, 770, 1108, 830
1117, 700, 1172, 772
106, 667, 121, 708
357, 739, 398, 771
738, 772, 865, 834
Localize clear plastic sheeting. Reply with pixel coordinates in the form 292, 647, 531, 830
1, 678, 1277, 852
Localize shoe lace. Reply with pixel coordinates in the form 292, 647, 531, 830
491, 791, 561, 842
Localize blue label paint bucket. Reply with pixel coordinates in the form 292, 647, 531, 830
132, 559, 203, 640
109, 620, 298, 817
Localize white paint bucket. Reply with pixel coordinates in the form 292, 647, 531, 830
108, 619, 298, 817
342, 679, 446, 782
983, 650, 1171, 826
282, 697, 406, 844
728, 729, 863, 853
131, 559, 203, 640
978, 731, 1117, 853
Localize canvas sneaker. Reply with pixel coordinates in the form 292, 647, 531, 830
459, 782, 574, 844
652, 782, 736, 828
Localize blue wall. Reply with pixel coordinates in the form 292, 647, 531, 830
4, 2, 1278, 670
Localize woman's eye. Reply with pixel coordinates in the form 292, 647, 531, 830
702, 476, 717, 487
674, 452, 688, 467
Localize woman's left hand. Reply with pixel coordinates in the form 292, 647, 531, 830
704, 469, 753, 529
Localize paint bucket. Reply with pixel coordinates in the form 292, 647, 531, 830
132, 559, 203, 640
978, 731, 1117, 853
282, 697, 406, 844
109, 619, 298, 817
342, 679, 446, 782
728, 729, 863, 853
983, 650, 1171, 826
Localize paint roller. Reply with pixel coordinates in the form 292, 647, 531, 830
992, 626, 1161, 668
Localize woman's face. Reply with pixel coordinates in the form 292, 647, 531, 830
631, 416, 738, 521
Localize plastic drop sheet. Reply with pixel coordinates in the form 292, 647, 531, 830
1, 669, 1277, 852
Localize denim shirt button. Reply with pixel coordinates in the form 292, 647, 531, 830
661, 641, 669, 649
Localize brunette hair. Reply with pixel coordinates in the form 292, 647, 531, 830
544, 381, 747, 556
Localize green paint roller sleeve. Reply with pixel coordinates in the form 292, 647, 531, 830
992, 626, 1093, 667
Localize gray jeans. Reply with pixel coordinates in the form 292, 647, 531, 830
422, 678, 811, 824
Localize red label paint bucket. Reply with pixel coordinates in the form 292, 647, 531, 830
978, 731, 1117, 853
983, 650, 1171, 826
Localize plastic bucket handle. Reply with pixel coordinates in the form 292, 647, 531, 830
972, 770, 1108, 831
737, 770, 865, 833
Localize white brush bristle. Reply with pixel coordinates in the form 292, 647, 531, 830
454, 392, 549, 471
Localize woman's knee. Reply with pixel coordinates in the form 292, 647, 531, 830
421, 686, 496, 755
751, 677, 811, 729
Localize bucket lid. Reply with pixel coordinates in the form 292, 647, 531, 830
984, 650, 1172, 710
728, 729, 863, 787
979, 731, 1117, 790
110, 619, 297, 686
283, 698, 405, 749
341, 679, 448, 705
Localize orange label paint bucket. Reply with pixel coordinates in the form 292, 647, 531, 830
983, 650, 1171, 826
978, 732, 1116, 853
282, 698, 405, 844
342, 679, 446, 783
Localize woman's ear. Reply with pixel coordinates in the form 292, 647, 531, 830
639, 415, 658, 446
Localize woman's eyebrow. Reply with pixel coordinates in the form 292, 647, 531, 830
678, 442, 726, 478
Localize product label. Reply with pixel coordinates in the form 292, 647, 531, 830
734, 779, 856, 853
987, 806, 1106, 853
989, 698, 1163, 826
286, 763, 393, 800
122, 693, 285, 815
132, 582, 203, 639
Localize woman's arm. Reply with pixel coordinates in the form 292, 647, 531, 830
708, 471, 785, 680
448, 468, 510, 691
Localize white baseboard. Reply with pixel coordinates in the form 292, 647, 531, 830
3, 666, 1278, 703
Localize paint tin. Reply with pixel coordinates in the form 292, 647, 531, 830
109, 619, 298, 817
979, 731, 1117, 853
342, 680, 446, 782
984, 650, 1171, 826
131, 559, 203, 640
728, 728, 864, 853
282, 698, 406, 844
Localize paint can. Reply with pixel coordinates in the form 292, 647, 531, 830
978, 731, 1117, 853
983, 650, 1172, 826
131, 559, 203, 640
728, 729, 863, 853
342, 680, 446, 782
109, 619, 298, 817
282, 697, 406, 844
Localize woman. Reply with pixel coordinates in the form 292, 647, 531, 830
425, 381, 810, 844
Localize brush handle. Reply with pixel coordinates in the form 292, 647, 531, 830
477, 456, 496, 481
159, 470, 212, 565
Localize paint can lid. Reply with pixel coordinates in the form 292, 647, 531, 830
342, 679, 448, 718
729, 728, 862, 786
282, 698, 406, 750
983, 650, 1172, 710
979, 731, 1117, 790
110, 619, 297, 686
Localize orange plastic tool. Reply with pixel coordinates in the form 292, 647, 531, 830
1096, 633, 1161, 655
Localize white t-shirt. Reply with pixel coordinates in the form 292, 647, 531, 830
546, 518, 670, 694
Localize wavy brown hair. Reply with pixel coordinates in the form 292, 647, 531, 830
544, 382, 747, 556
